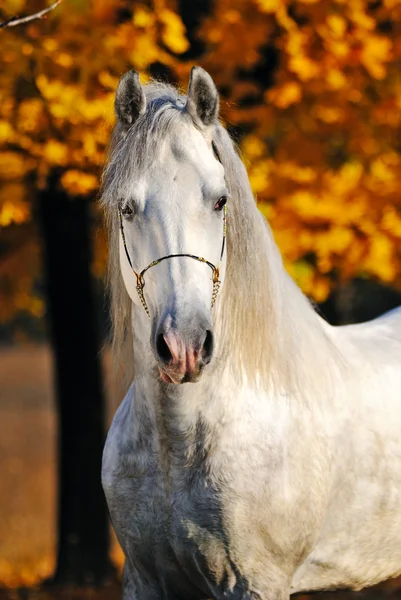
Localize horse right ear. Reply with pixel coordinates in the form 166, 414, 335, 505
115, 70, 146, 128
186, 66, 219, 128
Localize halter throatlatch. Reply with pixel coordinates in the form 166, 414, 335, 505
118, 141, 227, 319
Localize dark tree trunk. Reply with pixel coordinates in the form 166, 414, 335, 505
179, 0, 211, 59
319, 278, 401, 326
38, 183, 113, 585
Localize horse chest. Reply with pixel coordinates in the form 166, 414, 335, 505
103, 404, 291, 599
108, 449, 253, 598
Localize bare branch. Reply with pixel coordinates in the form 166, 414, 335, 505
0, 0, 63, 29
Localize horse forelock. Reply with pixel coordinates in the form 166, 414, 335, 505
101, 79, 343, 397
101, 84, 188, 205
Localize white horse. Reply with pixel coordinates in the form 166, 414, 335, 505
101, 67, 401, 600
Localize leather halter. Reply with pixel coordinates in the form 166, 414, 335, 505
118, 141, 227, 318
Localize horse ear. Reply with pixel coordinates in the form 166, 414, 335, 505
115, 70, 146, 128
186, 66, 219, 127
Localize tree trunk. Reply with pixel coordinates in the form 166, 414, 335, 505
319, 278, 401, 326
38, 184, 113, 585
179, 0, 210, 58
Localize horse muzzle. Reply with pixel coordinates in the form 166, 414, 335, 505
154, 326, 214, 384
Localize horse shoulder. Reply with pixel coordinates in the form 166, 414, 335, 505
102, 383, 153, 494
101, 384, 134, 493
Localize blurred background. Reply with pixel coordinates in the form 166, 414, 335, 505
1, 0, 401, 597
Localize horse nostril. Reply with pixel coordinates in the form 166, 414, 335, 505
202, 329, 214, 363
156, 333, 173, 364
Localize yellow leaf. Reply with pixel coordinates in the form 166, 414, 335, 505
370, 157, 394, 182
98, 70, 119, 90
43, 140, 68, 166
278, 161, 316, 183
364, 235, 396, 281
0, 184, 30, 227
327, 14, 347, 36
0, 152, 29, 180
0, 120, 14, 142
224, 10, 241, 23
42, 38, 58, 53
256, 0, 279, 12
17, 99, 44, 134
241, 135, 266, 159
268, 81, 302, 108
312, 277, 331, 302
314, 105, 345, 123
133, 7, 154, 28
289, 55, 320, 81
55, 52, 73, 68
248, 162, 270, 193
160, 9, 189, 54
326, 69, 347, 90
382, 206, 401, 238
61, 170, 98, 196
327, 39, 349, 59
3, 0, 25, 14
361, 36, 392, 80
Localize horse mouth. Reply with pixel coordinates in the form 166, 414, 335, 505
158, 366, 201, 384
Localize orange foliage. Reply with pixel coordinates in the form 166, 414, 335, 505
1, 0, 401, 318
0, 0, 188, 319
199, 0, 401, 300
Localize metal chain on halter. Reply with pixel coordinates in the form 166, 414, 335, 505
117, 141, 227, 318
135, 275, 150, 318
211, 279, 220, 308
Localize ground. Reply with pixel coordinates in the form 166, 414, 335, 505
1, 345, 401, 598
0, 345, 123, 588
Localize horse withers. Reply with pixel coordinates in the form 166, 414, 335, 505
101, 67, 401, 600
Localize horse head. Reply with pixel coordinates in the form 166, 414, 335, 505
113, 68, 228, 384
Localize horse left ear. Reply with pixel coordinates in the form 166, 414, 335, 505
186, 66, 219, 127
115, 70, 146, 129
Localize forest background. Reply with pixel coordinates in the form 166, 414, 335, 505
1, 0, 401, 594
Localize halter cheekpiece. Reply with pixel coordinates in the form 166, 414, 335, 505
118, 141, 227, 318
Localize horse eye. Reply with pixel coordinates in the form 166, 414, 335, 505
214, 196, 227, 211
121, 203, 134, 218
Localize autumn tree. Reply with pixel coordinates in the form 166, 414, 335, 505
198, 0, 401, 302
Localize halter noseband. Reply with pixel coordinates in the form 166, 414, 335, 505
118, 141, 227, 318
